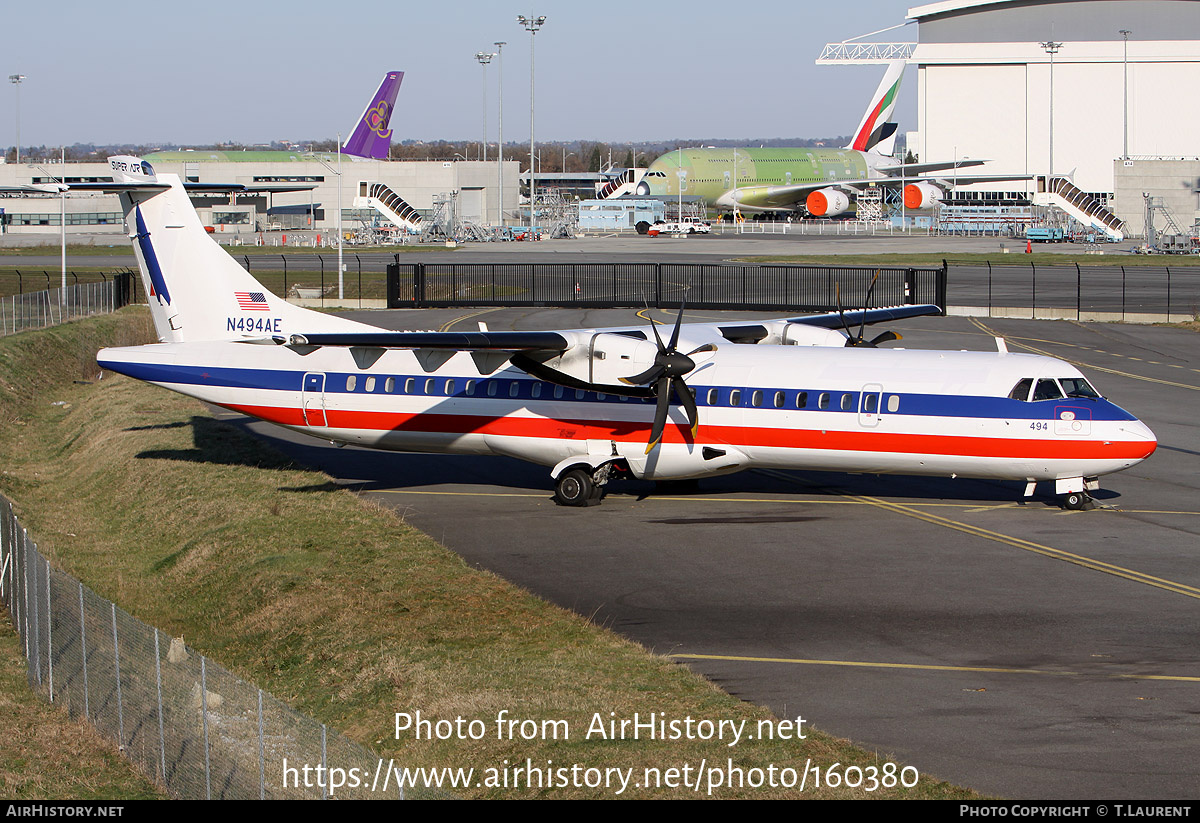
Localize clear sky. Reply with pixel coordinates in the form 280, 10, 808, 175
4, 0, 920, 148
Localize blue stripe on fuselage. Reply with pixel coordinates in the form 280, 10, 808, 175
97, 358, 1140, 423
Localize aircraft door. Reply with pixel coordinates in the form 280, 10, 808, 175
858, 383, 883, 428
302, 372, 328, 427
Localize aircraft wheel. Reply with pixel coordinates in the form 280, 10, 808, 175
1063, 491, 1091, 511
554, 468, 601, 507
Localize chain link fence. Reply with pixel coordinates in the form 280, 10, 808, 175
1, 275, 135, 338
0, 494, 440, 799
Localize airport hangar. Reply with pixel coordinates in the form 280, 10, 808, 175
0, 151, 521, 238
881, 0, 1200, 235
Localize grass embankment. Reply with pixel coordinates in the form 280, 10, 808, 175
0, 309, 978, 799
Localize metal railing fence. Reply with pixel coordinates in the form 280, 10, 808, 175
0, 494, 441, 799
388, 261, 947, 313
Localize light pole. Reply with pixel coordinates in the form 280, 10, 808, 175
517, 14, 545, 237
9, 74, 25, 165
1040, 40, 1062, 183
495, 41, 506, 226
474, 52, 495, 165
1119, 30, 1131, 159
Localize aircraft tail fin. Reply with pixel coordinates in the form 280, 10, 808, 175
342, 71, 404, 159
846, 61, 905, 153
107, 156, 373, 344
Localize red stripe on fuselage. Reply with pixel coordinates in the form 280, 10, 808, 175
223, 403, 1155, 462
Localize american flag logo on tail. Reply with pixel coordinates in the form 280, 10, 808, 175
235, 291, 270, 311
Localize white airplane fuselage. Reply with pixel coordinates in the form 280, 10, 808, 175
97, 338, 1157, 488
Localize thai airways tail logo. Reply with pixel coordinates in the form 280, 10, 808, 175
364, 101, 392, 139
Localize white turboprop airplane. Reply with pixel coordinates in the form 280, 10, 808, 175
89, 157, 1154, 509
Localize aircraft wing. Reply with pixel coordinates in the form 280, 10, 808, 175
786, 304, 943, 328
878, 160, 986, 177
287, 330, 572, 351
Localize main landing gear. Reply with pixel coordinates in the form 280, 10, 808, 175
553, 463, 619, 507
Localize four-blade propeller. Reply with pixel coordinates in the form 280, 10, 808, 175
620, 301, 715, 453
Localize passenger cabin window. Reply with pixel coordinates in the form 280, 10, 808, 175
487, 382, 498, 397
752, 390, 763, 408
729, 389, 741, 406
385, 377, 395, 394
445, 379, 456, 395
887, 395, 899, 413
531, 383, 542, 399
365, 376, 376, 392
840, 393, 853, 411
774, 391, 785, 409
465, 379, 476, 396
1008, 378, 1034, 401
553, 385, 563, 399
346, 375, 356, 392
405, 378, 415, 394
509, 382, 520, 398
796, 392, 808, 409
863, 394, 878, 414
707, 388, 719, 405
1033, 378, 1064, 401
818, 392, 830, 410
425, 378, 435, 395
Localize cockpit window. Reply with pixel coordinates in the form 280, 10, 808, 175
1060, 377, 1100, 399
1032, 378, 1064, 401
1008, 378, 1034, 401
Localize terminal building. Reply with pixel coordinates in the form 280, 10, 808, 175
0, 151, 520, 240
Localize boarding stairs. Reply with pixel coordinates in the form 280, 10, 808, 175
356, 182, 423, 233
595, 168, 646, 200
1034, 177, 1125, 241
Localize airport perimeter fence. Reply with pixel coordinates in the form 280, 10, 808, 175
945, 260, 1200, 321
386, 261, 949, 314
1, 272, 136, 338
0, 494, 443, 799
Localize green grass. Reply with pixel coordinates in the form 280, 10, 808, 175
0, 310, 980, 799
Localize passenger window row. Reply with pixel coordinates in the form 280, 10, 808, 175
338, 375, 901, 412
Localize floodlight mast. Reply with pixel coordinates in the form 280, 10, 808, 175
517, 14, 546, 237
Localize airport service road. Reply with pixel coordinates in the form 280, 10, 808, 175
215, 310, 1200, 800
0, 231, 1129, 270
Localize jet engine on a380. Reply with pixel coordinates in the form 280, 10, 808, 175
805, 187, 850, 217
903, 181, 946, 210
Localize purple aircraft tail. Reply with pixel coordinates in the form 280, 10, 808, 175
342, 71, 404, 159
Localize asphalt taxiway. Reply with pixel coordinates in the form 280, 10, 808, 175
215, 308, 1199, 799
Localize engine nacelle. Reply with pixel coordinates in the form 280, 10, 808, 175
903, 181, 946, 210
806, 187, 850, 217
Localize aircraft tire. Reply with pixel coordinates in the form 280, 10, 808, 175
554, 467, 601, 507
1063, 492, 1090, 511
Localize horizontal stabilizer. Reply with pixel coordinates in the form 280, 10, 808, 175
288, 330, 572, 351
